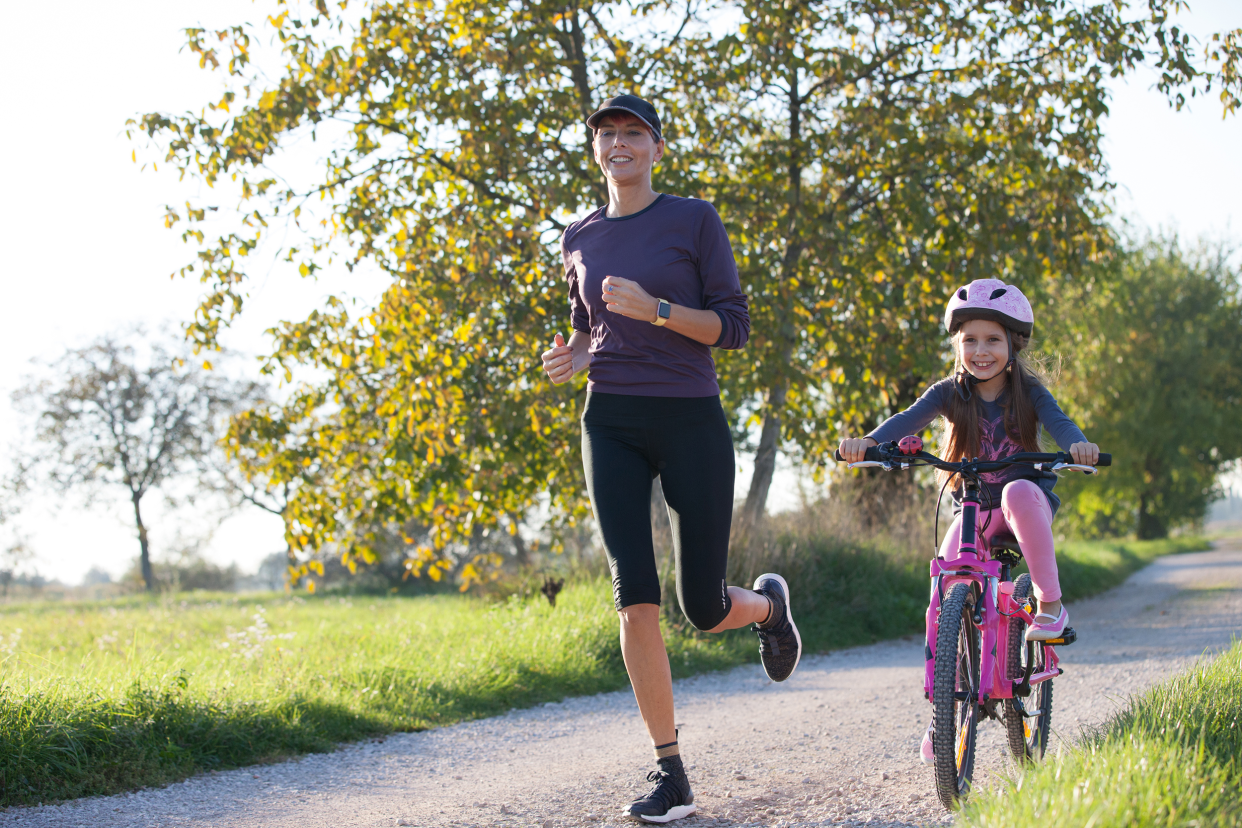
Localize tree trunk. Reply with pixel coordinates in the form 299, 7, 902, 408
509, 516, 531, 567
1137, 492, 1168, 540
1137, 455, 1168, 540
742, 381, 789, 530
740, 63, 804, 533
132, 493, 155, 591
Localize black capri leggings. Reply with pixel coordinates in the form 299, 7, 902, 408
581, 391, 736, 631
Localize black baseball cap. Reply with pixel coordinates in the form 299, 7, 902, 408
586, 94, 662, 141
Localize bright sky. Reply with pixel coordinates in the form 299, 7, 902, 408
1, 1, 1238, 584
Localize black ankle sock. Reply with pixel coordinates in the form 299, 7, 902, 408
657, 752, 685, 778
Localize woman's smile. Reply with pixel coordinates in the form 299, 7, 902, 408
593, 114, 662, 188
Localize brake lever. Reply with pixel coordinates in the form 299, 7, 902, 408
1051, 462, 1098, 475
847, 460, 893, 470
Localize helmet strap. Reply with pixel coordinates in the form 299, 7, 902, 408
954, 370, 980, 401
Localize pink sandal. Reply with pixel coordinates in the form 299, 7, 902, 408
919, 724, 934, 765
1025, 606, 1068, 641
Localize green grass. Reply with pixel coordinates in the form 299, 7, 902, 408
0, 581, 758, 805
960, 638, 1242, 827
0, 534, 1207, 806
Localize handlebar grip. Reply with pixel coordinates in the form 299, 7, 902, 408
833, 446, 888, 463
1096, 453, 1111, 467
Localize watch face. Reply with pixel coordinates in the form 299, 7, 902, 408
658, 301, 672, 319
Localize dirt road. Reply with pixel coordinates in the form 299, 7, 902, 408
6, 543, 1241, 828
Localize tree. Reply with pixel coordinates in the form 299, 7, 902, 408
130, 1, 1241, 573
1047, 237, 1242, 539
675, 0, 1120, 527
13, 334, 260, 590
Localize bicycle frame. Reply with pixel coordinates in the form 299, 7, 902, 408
923, 477, 1060, 707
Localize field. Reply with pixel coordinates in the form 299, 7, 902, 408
0, 535, 1208, 806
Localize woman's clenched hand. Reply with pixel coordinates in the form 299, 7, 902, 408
541, 333, 576, 385
602, 275, 659, 322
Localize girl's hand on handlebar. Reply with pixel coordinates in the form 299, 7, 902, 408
839, 436, 878, 464
1069, 441, 1100, 465
541, 333, 575, 385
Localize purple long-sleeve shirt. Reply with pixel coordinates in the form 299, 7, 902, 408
562, 194, 750, 397
866, 378, 1088, 515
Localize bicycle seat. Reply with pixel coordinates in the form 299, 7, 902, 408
989, 532, 1023, 556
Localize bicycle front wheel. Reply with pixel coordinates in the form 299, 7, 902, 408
932, 582, 981, 810
1004, 574, 1054, 762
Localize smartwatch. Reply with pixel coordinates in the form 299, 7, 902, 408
653, 299, 672, 326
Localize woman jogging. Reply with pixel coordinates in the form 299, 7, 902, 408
838, 279, 1099, 766
540, 94, 802, 823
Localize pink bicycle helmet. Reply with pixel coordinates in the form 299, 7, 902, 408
943, 278, 1034, 339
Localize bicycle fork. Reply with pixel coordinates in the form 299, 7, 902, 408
923, 491, 1011, 707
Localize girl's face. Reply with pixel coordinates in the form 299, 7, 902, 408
593, 114, 664, 186
957, 319, 1010, 381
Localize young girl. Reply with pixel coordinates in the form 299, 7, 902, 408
837, 278, 1099, 765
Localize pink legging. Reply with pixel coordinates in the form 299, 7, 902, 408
938, 479, 1061, 602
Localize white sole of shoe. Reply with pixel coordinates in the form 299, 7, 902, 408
1026, 618, 1070, 642
754, 572, 802, 680
920, 727, 935, 765
637, 804, 697, 823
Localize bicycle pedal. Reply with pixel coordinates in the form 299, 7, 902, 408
1042, 627, 1078, 647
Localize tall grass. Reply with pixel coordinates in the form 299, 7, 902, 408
960, 639, 1242, 827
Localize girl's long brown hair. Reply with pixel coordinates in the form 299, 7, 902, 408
937, 327, 1048, 488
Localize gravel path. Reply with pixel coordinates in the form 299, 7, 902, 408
5, 542, 1241, 828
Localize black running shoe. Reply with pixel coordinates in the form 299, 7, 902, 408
752, 572, 802, 682
626, 760, 696, 823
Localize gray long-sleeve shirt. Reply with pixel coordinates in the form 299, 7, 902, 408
866, 378, 1087, 515
562, 194, 750, 397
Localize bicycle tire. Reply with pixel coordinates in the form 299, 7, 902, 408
1003, 573, 1053, 762
932, 582, 981, 809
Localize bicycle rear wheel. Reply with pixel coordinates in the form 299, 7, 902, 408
932, 582, 981, 809
1004, 574, 1053, 761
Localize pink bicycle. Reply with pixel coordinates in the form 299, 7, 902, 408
835, 437, 1109, 809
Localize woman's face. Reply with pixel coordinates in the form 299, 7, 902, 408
592, 114, 664, 186
957, 319, 1010, 381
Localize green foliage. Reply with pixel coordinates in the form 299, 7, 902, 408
1046, 238, 1242, 539
129, 1, 1242, 576
960, 638, 1242, 828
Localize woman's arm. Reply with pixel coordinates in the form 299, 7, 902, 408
599, 275, 722, 346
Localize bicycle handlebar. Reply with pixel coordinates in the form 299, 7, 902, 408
832, 443, 1111, 468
